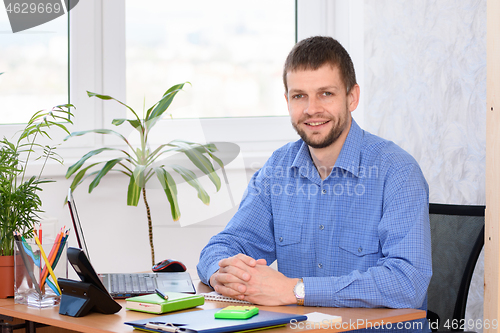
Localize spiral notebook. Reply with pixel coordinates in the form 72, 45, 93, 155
200, 291, 253, 304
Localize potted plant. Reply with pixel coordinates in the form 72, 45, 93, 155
65, 83, 224, 265
0, 104, 74, 298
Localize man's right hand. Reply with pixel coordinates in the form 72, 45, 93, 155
209, 253, 266, 299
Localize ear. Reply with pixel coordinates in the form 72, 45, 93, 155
284, 92, 290, 109
347, 84, 360, 112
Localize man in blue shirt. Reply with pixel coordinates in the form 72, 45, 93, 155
197, 36, 431, 330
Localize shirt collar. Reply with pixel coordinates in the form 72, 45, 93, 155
291, 118, 363, 179
333, 118, 363, 178
291, 140, 317, 178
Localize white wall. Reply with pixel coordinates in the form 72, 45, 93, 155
362, 0, 486, 329
364, 0, 486, 206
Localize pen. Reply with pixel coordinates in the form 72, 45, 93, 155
155, 288, 168, 300
145, 322, 184, 332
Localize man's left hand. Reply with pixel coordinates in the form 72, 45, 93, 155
233, 263, 298, 306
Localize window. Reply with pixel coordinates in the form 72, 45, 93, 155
125, 0, 295, 119
0, 10, 68, 126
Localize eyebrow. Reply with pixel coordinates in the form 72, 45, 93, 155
288, 85, 341, 95
288, 88, 305, 95
317, 85, 341, 92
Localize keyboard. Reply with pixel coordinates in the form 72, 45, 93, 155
109, 273, 156, 295
100, 271, 196, 298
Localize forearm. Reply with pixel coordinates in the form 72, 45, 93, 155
197, 241, 241, 286
197, 174, 277, 286
303, 261, 430, 308
197, 227, 277, 285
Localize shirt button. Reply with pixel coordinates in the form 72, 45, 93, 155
358, 247, 363, 253
318, 263, 323, 268
322, 189, 327, 194
279, 237, 283, 242
319, 225, 324, 230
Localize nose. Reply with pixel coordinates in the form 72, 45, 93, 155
304, 95, 323, 115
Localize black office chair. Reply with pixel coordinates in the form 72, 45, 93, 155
427, 203, 485, 332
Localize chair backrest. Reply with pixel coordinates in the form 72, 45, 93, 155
427, 203, 485, 331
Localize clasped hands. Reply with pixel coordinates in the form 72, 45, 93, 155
209, 253, 298, 306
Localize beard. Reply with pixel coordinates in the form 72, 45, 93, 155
291, 106, 350, 149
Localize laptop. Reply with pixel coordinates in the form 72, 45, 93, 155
66, 189, 196, 298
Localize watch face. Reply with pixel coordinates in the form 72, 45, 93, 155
294, 280, 305, 298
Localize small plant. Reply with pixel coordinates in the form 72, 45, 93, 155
0, 105, 74, 256
65, 83, 223, 265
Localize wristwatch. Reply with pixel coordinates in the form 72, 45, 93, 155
293, 278, 305, 306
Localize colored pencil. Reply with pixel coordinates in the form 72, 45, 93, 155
52, 230, 69, 268
39, 228, 64, 289
34, 236, 61, 295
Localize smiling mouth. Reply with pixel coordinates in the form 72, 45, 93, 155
305, 120, 330, 126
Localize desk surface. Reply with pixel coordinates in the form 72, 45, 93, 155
0, 281, 426, 333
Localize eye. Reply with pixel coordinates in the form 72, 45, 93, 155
322, 91, 333, 96
292, 94, 304, 99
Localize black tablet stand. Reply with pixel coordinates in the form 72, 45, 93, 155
58, 278, 122, 317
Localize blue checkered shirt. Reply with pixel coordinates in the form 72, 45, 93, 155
198, 119, 432, 332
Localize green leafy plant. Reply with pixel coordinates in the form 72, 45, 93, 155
0, 105, 74, 256
65, 83, 223, 265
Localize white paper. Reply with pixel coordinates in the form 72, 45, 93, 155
306, 311, 342, 323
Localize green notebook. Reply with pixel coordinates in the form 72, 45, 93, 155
126, 292, 205, 314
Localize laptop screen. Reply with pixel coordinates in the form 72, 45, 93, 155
67, 188, 91, 262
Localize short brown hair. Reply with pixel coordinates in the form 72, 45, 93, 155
283, 36, 357, 94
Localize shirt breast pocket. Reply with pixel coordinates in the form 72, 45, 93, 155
274, 221, 308, 255
275, 224, 301, 246
339, 233, 380, 258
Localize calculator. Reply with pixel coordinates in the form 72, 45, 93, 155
214, 306, 259, 319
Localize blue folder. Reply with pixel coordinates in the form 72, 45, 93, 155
124, 308, 307, 333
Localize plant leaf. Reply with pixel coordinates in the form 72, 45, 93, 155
43, 121, 72, 135
88, 158, 123, 192
147, 83, 185, 119
64, 129, 129, 144
194, 143, 224, 169
170, 164, 210, 205
112, 118, 142, 131
71, 170, 100, 194
65, 147, 118, 178
154, 167, 180, 221
132, 164, 147, 188
127, 176, 141, 206
87, 91, 141, 122
147, 144, 180, 164
111, 118, 127, 126
146, 83, 188, 130
68, 163, 101, 192
168, 141, 221, 191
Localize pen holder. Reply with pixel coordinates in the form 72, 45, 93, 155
14, 238, 68, 308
